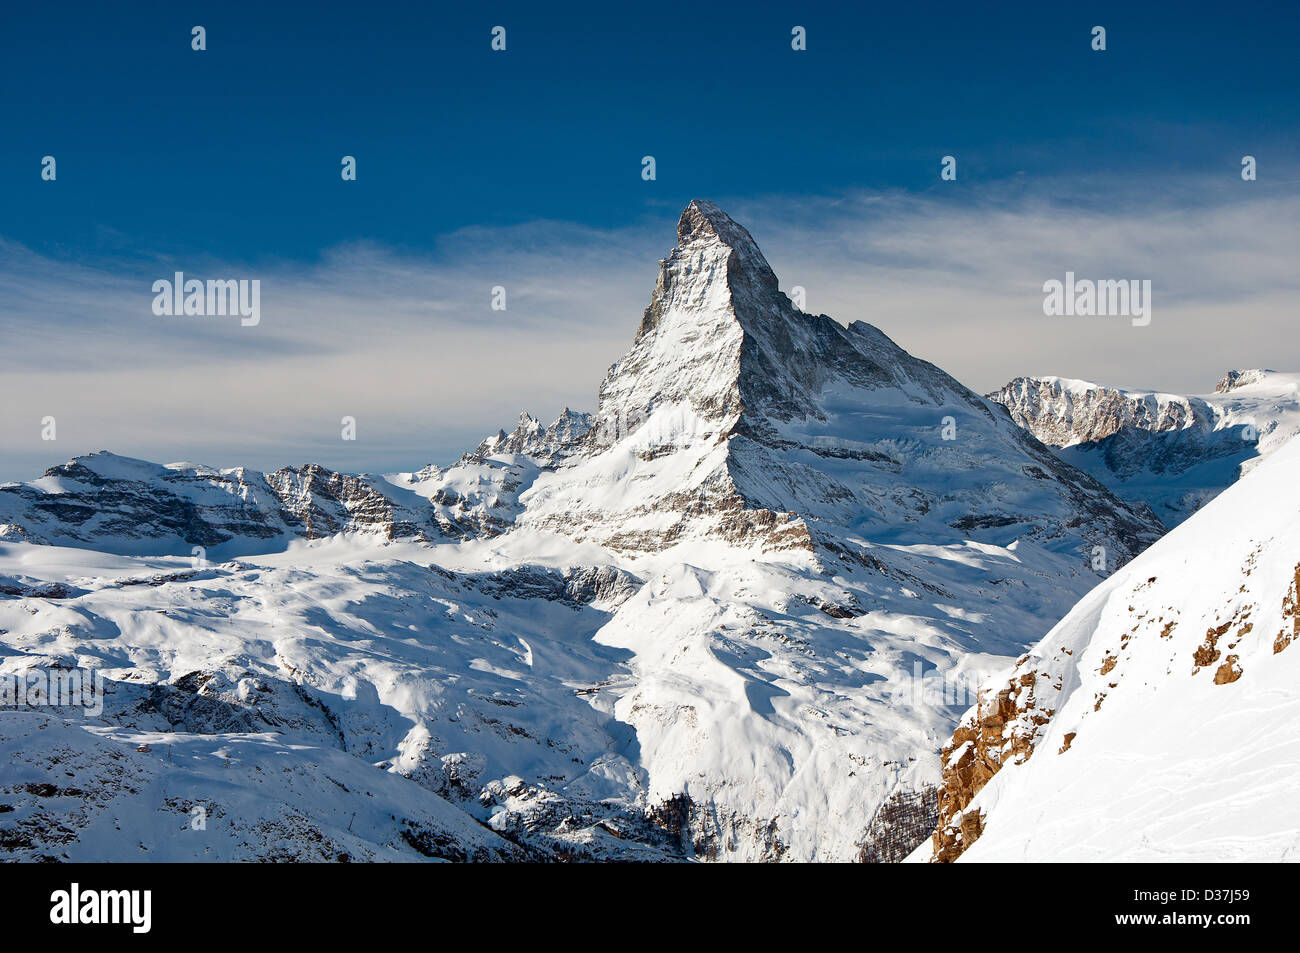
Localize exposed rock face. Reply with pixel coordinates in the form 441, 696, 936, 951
466, 564, 643, 609
0, 452, 441, 556
1217, 368, 1269, 393
268, 463, 436, 541
989, 372, 1300, 526
560, 565, 643, 608
475, 409, 592, 465
990, 376, 1205, 448
917, 432, 1300, 863
929, 672, 1050, 863
1276, 566, 1300, 655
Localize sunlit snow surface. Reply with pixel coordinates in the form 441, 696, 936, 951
909, 434, 1300, 862
0, 523, 1097, 861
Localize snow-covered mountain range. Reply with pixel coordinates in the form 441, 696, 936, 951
0, 453, 443, 555
990, 371, 1300, 526
2, 200, 1269, 863
915, 413, 1300, 862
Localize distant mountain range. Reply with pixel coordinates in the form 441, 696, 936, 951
989, 370, 1300, 526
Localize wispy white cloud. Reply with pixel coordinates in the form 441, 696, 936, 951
728, 175, 1300, 393
2, 175, 1297, 480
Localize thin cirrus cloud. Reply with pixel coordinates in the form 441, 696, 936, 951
1, 173, 1296, 482
735, 174, 1300, 395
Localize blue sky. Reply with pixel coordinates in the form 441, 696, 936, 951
5, 0, 1296, 261
1, 1, 1298, 479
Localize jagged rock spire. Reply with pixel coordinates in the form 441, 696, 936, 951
592, 199, 907, 444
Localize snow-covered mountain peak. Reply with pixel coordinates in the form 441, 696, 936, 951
509, 202, 1164, 565
50, 450, 175, 483
591, 201, 769, 440
472, 408, 592, 464
675, 198, 781, 292
595, 200, 944, 443
1216, 368, 1275, 393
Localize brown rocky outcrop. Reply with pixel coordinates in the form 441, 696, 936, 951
1276, 564, 1300, 655
929, 667, 1055, 863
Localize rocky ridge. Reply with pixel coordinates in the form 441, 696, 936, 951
0, 453, 441, 556
989, 371, 1300, 525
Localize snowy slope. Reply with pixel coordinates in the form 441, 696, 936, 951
0, 527, 1098, 861
0, 712, 531, 862
990, 371, 1300, 525
0, 538, 683, 860
915, 432, 1300, 863
1, 200, 1174, 863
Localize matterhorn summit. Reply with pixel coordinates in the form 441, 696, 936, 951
515, 200, 1162, 565
591, 198, 801, 433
